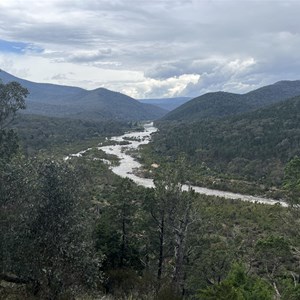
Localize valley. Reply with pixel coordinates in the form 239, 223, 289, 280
1, 71, 300, 300
68, 122, 287, 206
2, 1, 300, 298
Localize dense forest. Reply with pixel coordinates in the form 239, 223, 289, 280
138, 96, 300, 197
162, 80, 300, 122
1, 80, 300, 299
10, 114, 133, 157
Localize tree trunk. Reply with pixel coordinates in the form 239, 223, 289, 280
120, 207, 126, 267
172, 196, 192, 294
157, 215, 165, 282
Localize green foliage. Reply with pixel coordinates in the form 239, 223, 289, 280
163, 91, 253, 121
2, 78, 300, 299
163, 80, 300, 122
198, 263, 273, 300
10, 114, 132, 156
148, 96, 300, 190
0, 79, 28, 162
255, 235, 290, 255
0, 80, 28, 129
254, 235, 295, 295
95, 178, 144, 272
1, 158, 102, 298
284, 156, 300, 205
0, 128, 19, 161
281, 278, 300, 300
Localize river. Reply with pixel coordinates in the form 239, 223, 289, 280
69, 122, 287, 207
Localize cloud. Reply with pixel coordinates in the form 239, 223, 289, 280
120, 74, 200, 99
1, 0, 300, 98
61, 49, 113, 63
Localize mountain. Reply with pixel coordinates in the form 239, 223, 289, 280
244, 80, 300, 106
138, 97, 191, 111
162, 80, 300, 121
151, 95, 300, 186
0, 69, 84, 102
0, 70, 167, 121
161, 92, 250, 121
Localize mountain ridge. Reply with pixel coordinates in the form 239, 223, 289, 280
150, 94, 300, 188
162, 80, 300, 121
0, 70, 167, 121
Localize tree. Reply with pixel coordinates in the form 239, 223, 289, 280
95, 177, 144, 272
0, 78, 29, 289
198, 262, 273, 300
284, 156, 300, 208
0, 77, 103, 298
0, 78, 28, 129
142, 157, 196, 295
1, 159, 102, 299
0, 77, 28, 161
255, 236, 292, 299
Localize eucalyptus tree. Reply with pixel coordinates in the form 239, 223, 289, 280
0, 77, 102, 298
95, 177, 144, 271
0, 77, 28, 161
0, 77, 28, 283
143, 156, 198, 295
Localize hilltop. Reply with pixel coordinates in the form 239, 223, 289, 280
162, 80, 300, 121
0, 70, 166, 121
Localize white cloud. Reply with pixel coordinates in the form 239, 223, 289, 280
120, 74, 200, 99
1, 0, 300, 98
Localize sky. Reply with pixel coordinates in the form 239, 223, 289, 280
1, 0, 300, 99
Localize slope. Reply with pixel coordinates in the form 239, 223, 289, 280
0, 70, 166, 121
138, 97, 191, 111
61, 87, 167, 121
163, 80, 300, 121
150, 96, 300, 187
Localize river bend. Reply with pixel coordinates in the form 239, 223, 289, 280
70, 122, 288, 207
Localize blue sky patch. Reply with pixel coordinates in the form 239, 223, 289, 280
0, 39, 43, 54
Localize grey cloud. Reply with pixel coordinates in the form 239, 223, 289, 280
1, 0, 300, 97
145, 59, 221, 80
51, 73, 68, 80
180, 52, 300, 97
66, 49, 113, 63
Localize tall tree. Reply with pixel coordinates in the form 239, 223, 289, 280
144, 156, 196, 295
0, 77, 28, 161
0, 77, 29, 287
1, 159, 102, 299
95, 177, 143, 271
0, 78, 101, 298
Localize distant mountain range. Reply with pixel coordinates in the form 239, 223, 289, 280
0, 70, 167, 121
162, 80, 300, 121
138, 97, 191, 111
4, 69, 300, 124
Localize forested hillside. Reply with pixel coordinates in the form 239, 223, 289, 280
10, 114, 133, 156
141, 96, 300, 195
2, 79, 300, 300
0, 70, 166, 121
163, 80, 300, 121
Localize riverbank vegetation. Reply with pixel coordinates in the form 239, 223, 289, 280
138, 96, 300, 198
1, 80, 300, 299
10, 114, 138, 157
